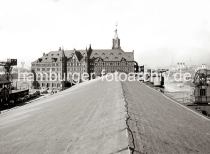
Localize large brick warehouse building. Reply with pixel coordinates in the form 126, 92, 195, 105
31, 28, 138, 89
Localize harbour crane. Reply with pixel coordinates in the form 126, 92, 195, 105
0, 59, 17, 82
0, 59, 17, 105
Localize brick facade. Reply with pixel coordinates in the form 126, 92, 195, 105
31, 29, 137, 89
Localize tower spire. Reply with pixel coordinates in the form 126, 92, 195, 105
114, 24, 118, 39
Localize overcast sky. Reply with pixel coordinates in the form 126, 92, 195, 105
0, 0, 210, 68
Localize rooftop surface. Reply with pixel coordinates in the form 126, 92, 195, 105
0, 78, 210, 153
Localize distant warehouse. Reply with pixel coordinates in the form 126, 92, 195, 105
31, 28, 138, 89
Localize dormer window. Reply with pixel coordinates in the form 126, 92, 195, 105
121, 58, 126, 61
52, 58, 57, 62
38, 58, 42, 62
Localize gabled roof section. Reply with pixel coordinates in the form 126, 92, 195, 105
32, 49, 87, 63
90, 48, 134, 61
75, 51, 83, 61
31, 46, 134, 64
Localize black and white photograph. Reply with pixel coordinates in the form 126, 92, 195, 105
0, 0, 210, 153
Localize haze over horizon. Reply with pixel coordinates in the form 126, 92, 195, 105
0, 0, 210, 68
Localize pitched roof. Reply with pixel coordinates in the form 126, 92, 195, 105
90, 48, 134, 61
32, 49, 87, 63
32, 47, 134, 63
74, 51, 84, 61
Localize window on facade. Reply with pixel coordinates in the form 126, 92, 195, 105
200, 89, 206, 96
42, 68, 45, 71
51, 76, 55, 80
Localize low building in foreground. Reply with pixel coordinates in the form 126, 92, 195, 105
31, 28, 138, 89
194, 69, 210, 104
